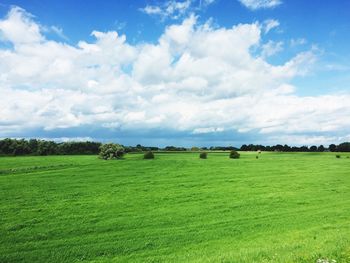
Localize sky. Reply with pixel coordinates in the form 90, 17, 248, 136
0, 0, 350, 147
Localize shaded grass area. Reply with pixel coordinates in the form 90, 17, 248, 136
0, 152, 350, 262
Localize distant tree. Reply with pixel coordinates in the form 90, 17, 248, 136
300, 146, 309, 152
37, 140, 58, 156
240, 145, 248, 151
273, 144, 283, 152
58, 141, 101, 155
191, 147, 200, 151
28, 139, 39, 154
317, 145, 325, 152
99, 143, 124, 160
283, 144, 291, 152
148, 146, 159, 151
310, 145, 317, 152
164, 146, 186, 151
329, 144, 337, 152
337, 142, 350, 152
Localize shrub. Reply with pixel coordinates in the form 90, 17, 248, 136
256, 155, 259, 159
229, 150, 240, 159
336, 155, 341, 158
99, 143, 124, 160
144, 151, 155, 159
199, 152, 207, 159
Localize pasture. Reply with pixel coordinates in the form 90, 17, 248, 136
0, 152, 350, 262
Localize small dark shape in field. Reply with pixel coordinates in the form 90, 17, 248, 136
144, 151, 155, 159
99, 143, 124, 160
199, 152, 207, 159
229, 150, 240, 159
256, 156, 259, 159
336, 155, 341, 158
347, 156, 350, 159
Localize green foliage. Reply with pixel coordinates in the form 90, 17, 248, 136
337, 142, 350, 152
199, 152, 207, 159
336, 155, 341, 158
0, 138, 101, 156
191, 146, 200, 151
329, 144, 337, 152
229, 150, 240, 159
99, 143, 124, 160
143, 151, 155, 159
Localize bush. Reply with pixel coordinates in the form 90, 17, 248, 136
99, 143, 124, 160
199, 152, 207, 159
229, 150, 240, 159
144, 151, 154, 159
336, 155, 341, 158
256, 155, 259, 159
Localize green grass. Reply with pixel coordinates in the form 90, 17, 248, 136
0, 152, 350, 262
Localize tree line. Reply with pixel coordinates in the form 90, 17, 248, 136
0, 138, 349, 156
0, 139, 101, 156
239, 143, 350, 152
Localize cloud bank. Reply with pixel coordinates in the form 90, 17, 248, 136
1, 7, 350, 146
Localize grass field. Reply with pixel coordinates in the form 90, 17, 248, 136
1, 152, 350, 262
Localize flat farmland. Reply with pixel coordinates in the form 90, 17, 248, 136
0, 152, 349, 262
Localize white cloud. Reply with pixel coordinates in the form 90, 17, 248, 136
290, 38, 307, 47
0, 6, 43, 44
49, 25, 68, 40
1, 6, 350, 144
141, 5, 163, 15
193, 127, 224, 134
238, 0, 282, 10
261, 40, 283, 57
200, 0, 217, 7
262, 19, 280, 34
266, 134, 350, 146
141, 0, 192, 20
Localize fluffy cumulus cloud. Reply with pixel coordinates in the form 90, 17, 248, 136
238, 0, 282, 10
1, 7, 350, 145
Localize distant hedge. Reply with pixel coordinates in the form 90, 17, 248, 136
0, 138, 101, 156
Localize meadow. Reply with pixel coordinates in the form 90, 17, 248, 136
0, 152, 350, 262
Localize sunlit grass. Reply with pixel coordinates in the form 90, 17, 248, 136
0, 152, 349, 262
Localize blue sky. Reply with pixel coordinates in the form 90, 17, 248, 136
0, 0, 350, 147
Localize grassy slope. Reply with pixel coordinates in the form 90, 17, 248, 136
0, 152, 349, 262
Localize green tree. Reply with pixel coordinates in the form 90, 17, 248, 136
229, 150, 240, 159
329, 144, 337, 152
99, 143, 125, 160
